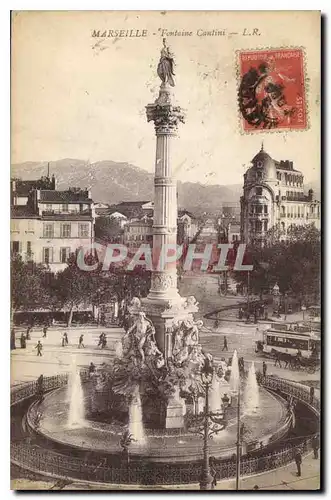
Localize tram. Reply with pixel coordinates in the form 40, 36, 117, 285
256, 323, 320, 359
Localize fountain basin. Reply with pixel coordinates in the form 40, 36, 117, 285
27, 383, 292, 464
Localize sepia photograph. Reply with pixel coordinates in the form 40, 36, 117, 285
10, 10, 321, 491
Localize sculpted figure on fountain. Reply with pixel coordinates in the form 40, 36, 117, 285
171, 318, 204, 367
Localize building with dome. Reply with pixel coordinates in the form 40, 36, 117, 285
240, 144, 320, 246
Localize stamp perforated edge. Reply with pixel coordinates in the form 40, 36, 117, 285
235, 46, 310, 135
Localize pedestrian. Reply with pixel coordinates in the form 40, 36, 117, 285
98, 332, 104, 347
222, 335, 228, 351
310, 386, 315, 405
26, 325, 32, 340
11, 328, 16, 350
42, 325, 48, 338
254, 309, 258, 324
294, 448, 302, 477
262, 361, 267, 378
20, 332, 26, 349
62, 332, 68, 347
238, 307, 243, 320
253, 485, 259, 490
102, 334, 107, 349
78, 334, 85, 348
312, 434, 319, 459
35, 340, 43, 356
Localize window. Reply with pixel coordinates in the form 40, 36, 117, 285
27, 220, 34, 232
264, 205, 268, 214
78, 223, 89, 238
256, 187, 263, 195
45, 204, 52, 211
43, 247, 53, 264
62, 204, 69, 212
263, 221, 268, 231
12, 241, 20, 253
27, 241, 32, 256
60, 247, 70, 263
256, 205, 262, 214
61, 223, 71, 238
11, 220, 19, 232
43, 223, 54, 238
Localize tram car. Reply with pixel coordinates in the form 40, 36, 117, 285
256, 323, 320, 359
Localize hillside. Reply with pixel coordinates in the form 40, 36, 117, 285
11, 159, 242, 214
11, 159, 320, 214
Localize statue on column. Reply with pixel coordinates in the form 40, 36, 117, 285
157, 38, 175, 87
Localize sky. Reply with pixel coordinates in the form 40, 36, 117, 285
11, 11, 320, 186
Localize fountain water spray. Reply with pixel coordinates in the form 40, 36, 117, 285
229, 349, 240, 394
244, 362, 260, 415
67, 356, 85, 428
128, 386, 146, 444
210, 373, 222, 412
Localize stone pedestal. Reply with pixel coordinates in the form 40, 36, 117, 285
165, 398, 185, 429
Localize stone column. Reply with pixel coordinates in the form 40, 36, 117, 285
140, 83, 198, 355
145, 83, 184, 305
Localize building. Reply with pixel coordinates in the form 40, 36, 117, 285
11, 177, 94, 272
240, 145, 321, 245
177, 210, 199, 243
94, 202, 111, 218
11, 175, 56, 206
123, 216, 153, 249
110, 200, 151, 220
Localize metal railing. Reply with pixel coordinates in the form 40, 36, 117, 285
11, 374, 320, 485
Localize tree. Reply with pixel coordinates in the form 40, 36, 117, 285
233, 224, 320, 303
53, 253, 98, 326
94, 216, 123, 243
11, 253, 51, 320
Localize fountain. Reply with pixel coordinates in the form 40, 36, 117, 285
67, 356, 85, 428
210, 373, 222, 412
244, 362, 260, 415
23, 42, 294, 474
128, 386, 145, 444
229, 350, 240, 394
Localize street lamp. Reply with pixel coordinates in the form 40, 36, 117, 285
235, 385, 241, 490
187, 358, 227, 490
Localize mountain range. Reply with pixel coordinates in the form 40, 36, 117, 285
11, 159, 320, 215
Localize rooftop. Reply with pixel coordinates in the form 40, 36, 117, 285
40, 189, 92, 203
11, 206, 39, 218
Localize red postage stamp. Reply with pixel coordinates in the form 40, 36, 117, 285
238, 48, 307, 132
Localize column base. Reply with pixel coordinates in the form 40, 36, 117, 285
140, 295, 199, 355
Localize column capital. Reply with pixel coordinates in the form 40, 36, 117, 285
146, 85, 185, 135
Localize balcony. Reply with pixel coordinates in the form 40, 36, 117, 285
42, 209, 92, 216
